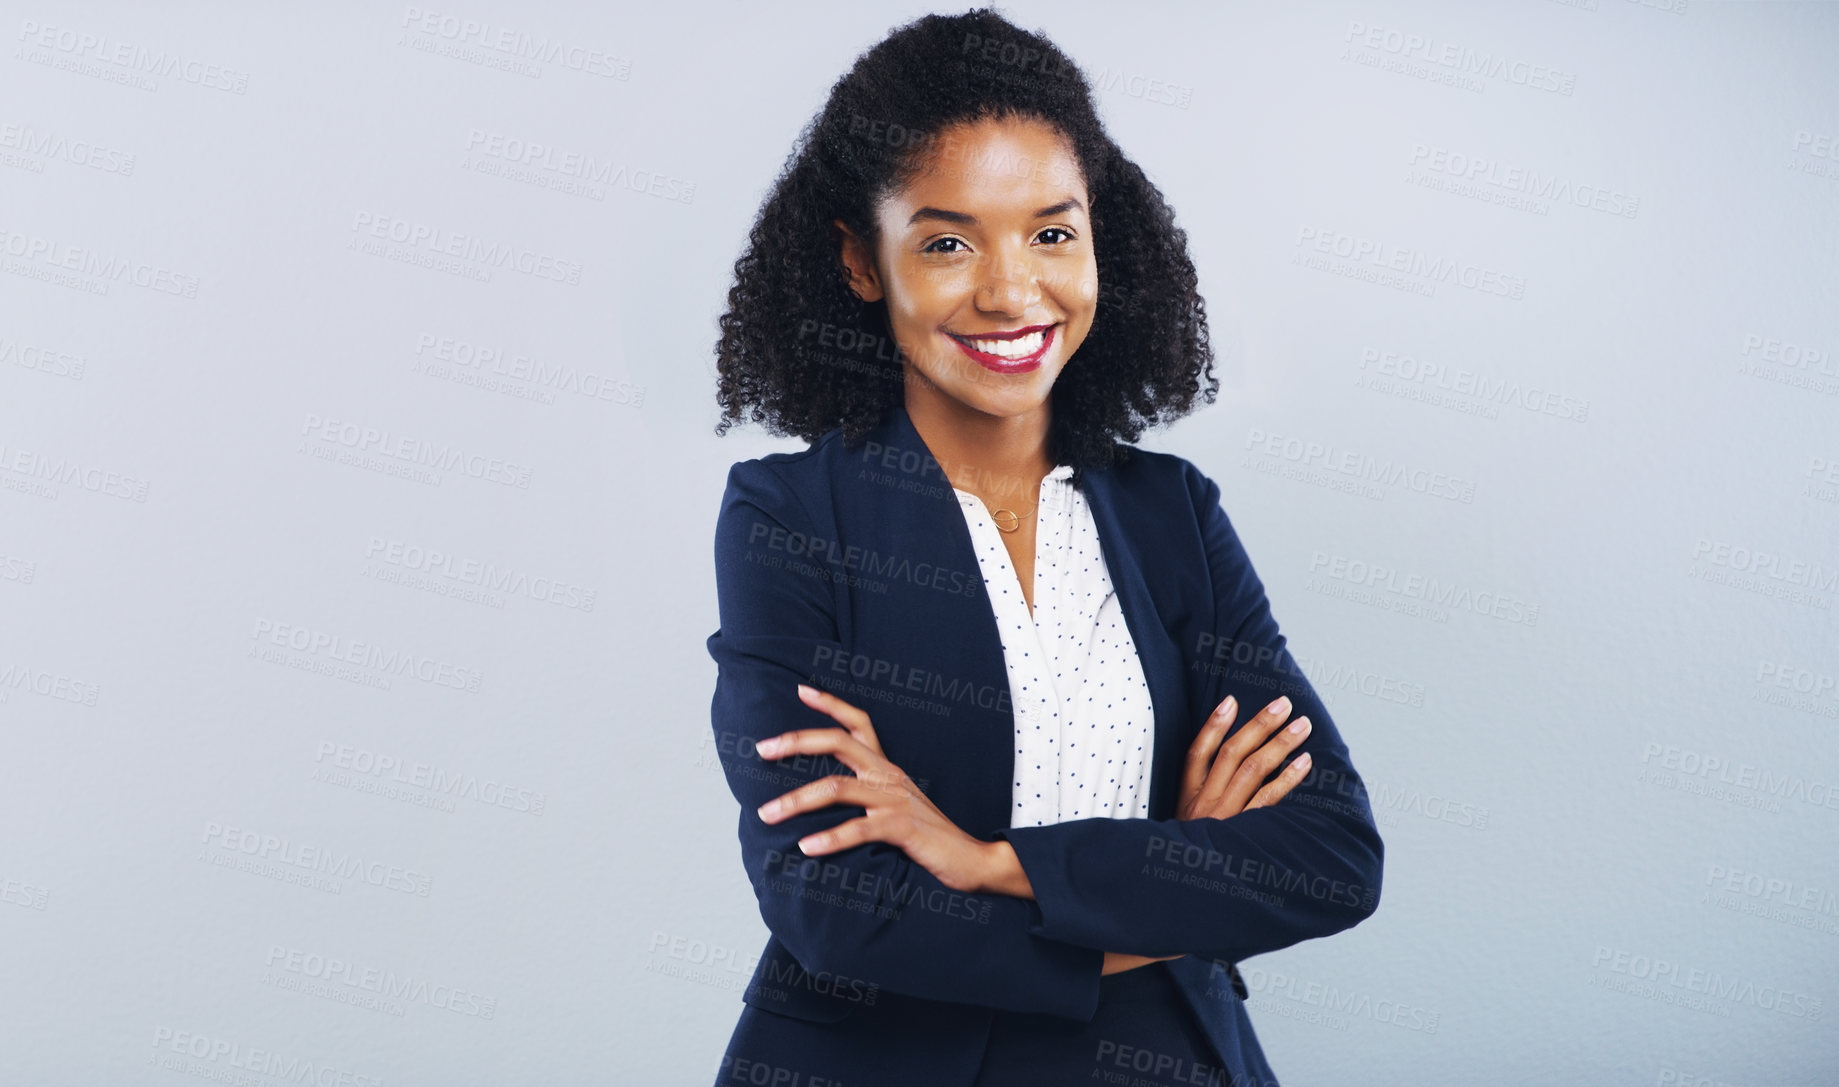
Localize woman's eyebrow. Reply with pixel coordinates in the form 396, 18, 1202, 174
906, 197, 1086, 227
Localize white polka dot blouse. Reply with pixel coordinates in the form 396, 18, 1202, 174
953, 465, 1155, 829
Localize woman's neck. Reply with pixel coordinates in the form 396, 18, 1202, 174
902, 380, 1054, 508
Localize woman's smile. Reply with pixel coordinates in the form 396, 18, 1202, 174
946, 323, 1059, 373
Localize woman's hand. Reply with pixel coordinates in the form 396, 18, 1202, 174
755, 684, 1005, 895
1095, 696, 1312, 978
1178, 694, 1313, 820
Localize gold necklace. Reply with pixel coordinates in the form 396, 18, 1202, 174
990, 502, 1036, 533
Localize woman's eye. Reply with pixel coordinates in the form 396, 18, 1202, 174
922, 230, 1073, 254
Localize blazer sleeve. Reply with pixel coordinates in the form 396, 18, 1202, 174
707, 459, 1105, 1019
991, 464, 1385, 965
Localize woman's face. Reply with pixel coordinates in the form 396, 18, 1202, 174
836, 115, 1098, 423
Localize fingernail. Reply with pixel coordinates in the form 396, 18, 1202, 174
1294, 752, 1312, 772
757, 799, 780, 821
755, 736, 780, 757
797, 683, 819, 701
1217, 695, 1236, 717
1271, 696, 1292, 717
1288, 716, 1311, 735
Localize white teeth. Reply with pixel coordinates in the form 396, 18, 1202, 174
963, 329, 1046, 358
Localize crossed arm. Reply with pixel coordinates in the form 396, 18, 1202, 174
706, 462, 1384, 1019
758, 683, 1318, 968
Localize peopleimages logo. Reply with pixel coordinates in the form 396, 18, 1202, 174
314, 742, 547, 815
201, 821, 434, 896
1691, 539, 1838, 592
251, 617, 486, 693
463, 130, 693, 204
348, 211, 584, 285
148, 1027, 381, 1086
0, 120, 136, 174
412, 333, 644, 407
0, 223, 200, 297
1357, 346, 1590, 422
397, 7, 632, 79
0, 660, 100, 706
1294, 225, 1527, 299
1342, 21, 1576, 95
1640, 742, 1839, 813
746, 521, 981, 599
1705, 864, 1839, 916
1244, 428, 1478, 503
812, 646, 993, 698
1406, 144, 1639, 218
1307, 551, 1540, 626
15, 20, 252, 93
301, 413, 534, 489
264, 945, 498, 1019
1590, 946, 1823, 1019
0, 440, 150, 500
366, 535, 597, 612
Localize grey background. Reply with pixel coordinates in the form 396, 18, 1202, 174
2, 0, 1836, 1083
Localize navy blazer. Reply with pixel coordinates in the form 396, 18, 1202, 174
706, 402, 1384, 1086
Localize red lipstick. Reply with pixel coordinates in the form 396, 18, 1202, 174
946, 323, 1057, 374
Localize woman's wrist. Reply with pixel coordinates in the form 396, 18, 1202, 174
973, 838, 1035, 899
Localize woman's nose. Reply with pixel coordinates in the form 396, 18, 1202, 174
974, 250, 1040, 312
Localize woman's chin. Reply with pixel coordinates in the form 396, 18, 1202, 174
906, 358, 1061, 421
956, 373, 1061, 414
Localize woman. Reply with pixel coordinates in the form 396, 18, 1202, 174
705, 9, 1384, 1084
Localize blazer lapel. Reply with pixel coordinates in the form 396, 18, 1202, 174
834, 404, 1017, 839
1077, 463, 1188, 820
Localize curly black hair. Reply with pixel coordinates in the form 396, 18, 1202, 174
713, 6, 1216, 469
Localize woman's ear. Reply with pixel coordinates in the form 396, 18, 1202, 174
832, 219, 885, 303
